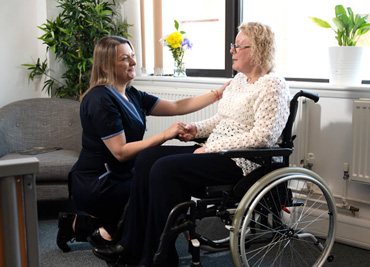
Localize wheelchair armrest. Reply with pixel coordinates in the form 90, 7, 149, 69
191, 138, 207, 144
218, 147, 292, 158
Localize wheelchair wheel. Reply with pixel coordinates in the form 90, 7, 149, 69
230, 167, 337, 267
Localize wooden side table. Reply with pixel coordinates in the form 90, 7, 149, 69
0, 158, 39, 267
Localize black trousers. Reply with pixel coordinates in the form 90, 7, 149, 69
70, 169, 132, 238
120, 145, 244, 267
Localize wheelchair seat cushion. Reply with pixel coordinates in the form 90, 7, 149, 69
203, 184, 234, 198
203, 168, 265, 198
202, 162, 288, 199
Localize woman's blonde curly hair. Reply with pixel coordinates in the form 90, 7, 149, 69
238, 22, 276, 71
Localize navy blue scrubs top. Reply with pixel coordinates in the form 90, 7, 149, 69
74, 85, 159, 179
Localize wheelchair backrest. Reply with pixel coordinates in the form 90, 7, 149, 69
280, 90, 319, 149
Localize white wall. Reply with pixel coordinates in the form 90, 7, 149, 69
0, 0, 49, 108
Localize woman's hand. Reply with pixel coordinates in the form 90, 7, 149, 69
178, 123, 197, 142
162, 121, 186, 141
194, 145, 207, 154
218, 80, 231, 95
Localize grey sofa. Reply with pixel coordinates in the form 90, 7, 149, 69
0, 98, 82, 200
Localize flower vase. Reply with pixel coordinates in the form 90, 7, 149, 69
173, 60, 187, 77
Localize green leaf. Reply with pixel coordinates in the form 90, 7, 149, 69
21, 64, 36, 67
61, 41, 70, 46
50, 44, 56, 53
347, 7, 354, 24
337, 14, 351, 34
353, 14, 363, 31
333, 17, 345, 32
358, 23, 370, 35
37, 26, 49, 32
335, 5, 346, 18
174, 20, 179, 31
100, 10, 112, 16
67, 53, 80, 60
309, 17, 332, 28
57, 26, 70, 34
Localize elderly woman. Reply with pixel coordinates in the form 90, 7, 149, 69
93, 22, 291, 267
56, 35, 229, 252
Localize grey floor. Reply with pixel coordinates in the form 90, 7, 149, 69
39, 219, 232, 267
37, 200, 370, 267
38, 200, 231, 267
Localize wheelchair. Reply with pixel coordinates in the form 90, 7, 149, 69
153, 90, 337, 267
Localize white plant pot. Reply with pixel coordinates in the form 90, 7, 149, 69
328, 46, 364, 86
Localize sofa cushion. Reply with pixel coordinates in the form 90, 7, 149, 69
0, 149, 78, 182
0, 98, 82, 156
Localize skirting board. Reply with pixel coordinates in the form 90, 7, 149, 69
334, 212, 370, 250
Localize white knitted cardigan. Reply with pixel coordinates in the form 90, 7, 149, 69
194, 72, 291, 176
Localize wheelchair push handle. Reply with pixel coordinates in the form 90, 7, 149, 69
294, 90, 319, 103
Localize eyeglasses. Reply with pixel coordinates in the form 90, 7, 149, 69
230, 43, 251, 53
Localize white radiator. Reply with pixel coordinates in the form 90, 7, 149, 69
141, 87, 309, 157
350, 99, 370, 184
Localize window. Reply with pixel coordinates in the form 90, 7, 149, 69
162, 0, 225, 71
242, 0, 370, 82
141, 0, 239, 77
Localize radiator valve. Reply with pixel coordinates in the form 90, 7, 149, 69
350, 206, 360, 215
306, 153, 315, 170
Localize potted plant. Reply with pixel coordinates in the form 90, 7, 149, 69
310, 5, 370, 85
22, 0, 132, 100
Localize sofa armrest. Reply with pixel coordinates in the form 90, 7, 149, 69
0, 128, 8, 157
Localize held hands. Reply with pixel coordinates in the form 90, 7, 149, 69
163, 121, 207, 154
163, 122, 197, 142
178, 123, 197, 142
163, 121, 187, 141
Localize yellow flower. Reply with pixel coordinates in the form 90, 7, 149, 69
165, 31, 184, 49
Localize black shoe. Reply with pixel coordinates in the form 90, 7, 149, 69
87, 229, 114, 248
56, 212, 76, 252
93, 244, 137, 264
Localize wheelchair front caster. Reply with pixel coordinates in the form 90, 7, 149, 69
327, 255, 334, 262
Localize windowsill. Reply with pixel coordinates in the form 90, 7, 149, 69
288, 81, 370, 91
134, 75, 370, 92
134, 75, 230, 85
